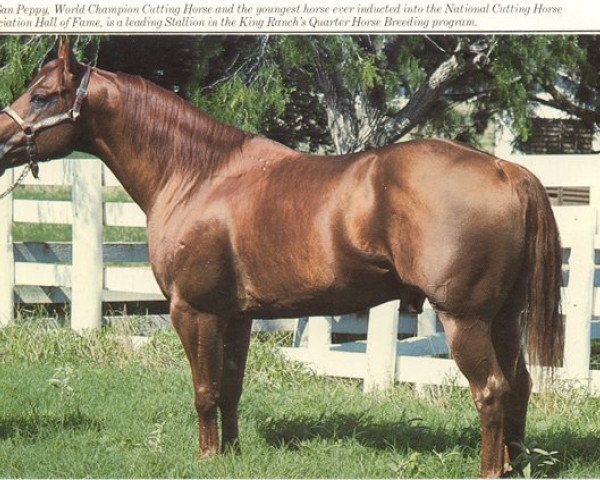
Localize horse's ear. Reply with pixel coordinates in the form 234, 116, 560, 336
57, 36, 79, 75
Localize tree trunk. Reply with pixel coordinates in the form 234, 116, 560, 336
312, 44, 361, 154
314, 39, 492, 153
384, 48, 489, 142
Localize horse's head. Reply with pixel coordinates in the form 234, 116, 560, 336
0, 37, 91, 176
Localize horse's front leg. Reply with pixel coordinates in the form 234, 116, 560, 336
171, 298, 225, 458
220, 318, 252, 452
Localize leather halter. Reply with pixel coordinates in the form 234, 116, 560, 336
1, 64, 92, 177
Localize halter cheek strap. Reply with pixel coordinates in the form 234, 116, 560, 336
0, 64, 92, 178
2, 105, 38, 168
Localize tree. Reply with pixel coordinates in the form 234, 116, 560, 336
186, 35, 596, 154
97, 35, 199, 98
528, 35, 600, 130
0, 35, 597, 156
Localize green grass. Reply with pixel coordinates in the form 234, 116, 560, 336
13, 223, 147, 243
0, 316, 599, 478
13, 185, 133, 203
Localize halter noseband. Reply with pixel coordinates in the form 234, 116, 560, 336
1, 64, 92, 178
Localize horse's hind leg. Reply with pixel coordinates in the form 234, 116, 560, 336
219, 318, 252, 452
171, 299, 224, 458
491, 302, 532, 468
439, 312, 510, 478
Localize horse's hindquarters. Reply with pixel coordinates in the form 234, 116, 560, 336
381, 147, 528, 318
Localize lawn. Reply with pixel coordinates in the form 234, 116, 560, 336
0, 315, 599, 478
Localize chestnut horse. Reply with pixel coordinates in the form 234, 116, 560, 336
0, 39, 562, 477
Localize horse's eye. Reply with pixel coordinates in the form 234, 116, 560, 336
31, 94, 48, 105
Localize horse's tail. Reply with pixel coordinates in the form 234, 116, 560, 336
521, 169, 563, 367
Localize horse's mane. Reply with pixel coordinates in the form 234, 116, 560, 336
115, 72, 250, 179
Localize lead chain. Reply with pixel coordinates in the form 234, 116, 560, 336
0, 161, 36, 200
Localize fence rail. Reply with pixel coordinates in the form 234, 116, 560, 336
0, 154, 599, 394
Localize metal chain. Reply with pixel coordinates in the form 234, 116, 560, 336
0, 162, 33, 200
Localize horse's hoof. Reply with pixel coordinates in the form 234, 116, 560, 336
199, 448, 219, 460
222, 440, 241, 455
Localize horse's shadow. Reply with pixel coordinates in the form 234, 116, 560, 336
0, 412, 102, 440
254, 409, 480, 452
255, 409, 600, 474
527, 427, 600, 473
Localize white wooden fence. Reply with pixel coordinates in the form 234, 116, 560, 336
0, 157, 161, 330
0, 154, 599, 395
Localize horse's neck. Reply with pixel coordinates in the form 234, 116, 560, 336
81, 70, 247, 213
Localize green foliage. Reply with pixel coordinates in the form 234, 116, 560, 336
273, 36, 314, 71
0, 36, 56, 105
0, 34, 596, 151
318, 36, 382, 91
489, 35, 585, 141
513, 442, 560, 478
187, 36, 290, 134
191, 62, 289, 134
211, 35, 594, 148
410, 105, 488, 148
381, 36, 428, 98
0, 36, 100, 106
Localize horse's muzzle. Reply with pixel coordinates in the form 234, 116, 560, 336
0, 143, 27, 176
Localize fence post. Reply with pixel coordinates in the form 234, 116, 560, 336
417, 299, 437, 337
71, 158, 103, 331
292, 317, 309, 347
364, 300, 399, 392
0, 168, 14, 326
561, 208, 595, 385
307, 316, 332, 355
589, 187, 600, 234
